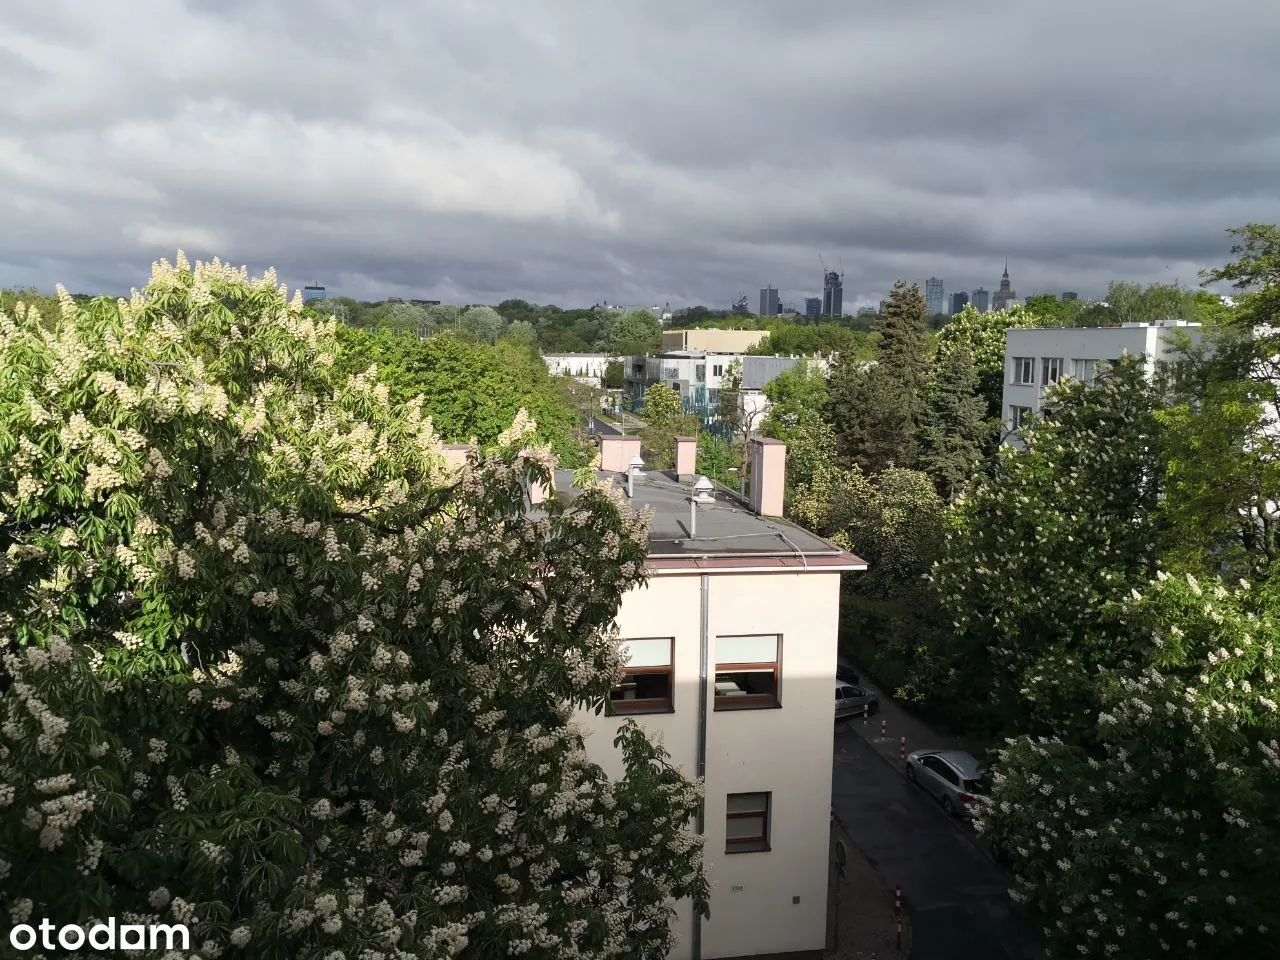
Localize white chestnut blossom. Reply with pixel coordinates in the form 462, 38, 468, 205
0, 259, 706, 959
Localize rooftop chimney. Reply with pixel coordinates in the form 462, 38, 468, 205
749, 437, 785, 517
441, 443, 473, 473
675, 436, 697, 482
529, 454, 556, 505
599, 434, 641, 474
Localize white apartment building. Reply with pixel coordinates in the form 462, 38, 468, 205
1002, 320, 1204, 444
554, 435, 866, 960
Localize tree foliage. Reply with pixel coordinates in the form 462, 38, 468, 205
333, 326, 590, 467
934, 303, 1044, 419
638, 384, 695, 471
916, 347, 991, 502
609, 310, 661, 357
458, 306, 508, 345
792, 465, 946, 694
978, 573, 1280, 960
0, 256, 708, 959
761, 361, 836, 491
930, 358, 1166, 736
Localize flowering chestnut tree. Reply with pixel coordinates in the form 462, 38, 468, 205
930, 357, 1165, 736
977, 573, 1280, 959
0, 256, 708, 959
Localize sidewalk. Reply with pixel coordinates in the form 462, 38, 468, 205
827, 817, 911, 960
843, 669, 993, 770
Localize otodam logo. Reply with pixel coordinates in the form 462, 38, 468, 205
9, 918, 191, 952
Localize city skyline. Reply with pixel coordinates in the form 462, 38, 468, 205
1, 1, 1275, 308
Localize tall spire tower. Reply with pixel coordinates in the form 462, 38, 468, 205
994, 259, 1017, 310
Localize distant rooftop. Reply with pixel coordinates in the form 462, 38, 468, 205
550, 468, 866, 573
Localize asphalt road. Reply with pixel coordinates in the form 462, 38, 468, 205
833, 724, 1045, 960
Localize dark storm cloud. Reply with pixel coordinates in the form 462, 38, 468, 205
2, 0, 1278, 308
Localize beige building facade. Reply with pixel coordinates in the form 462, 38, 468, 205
569, 437, 866, 960
661, 328, 768, 354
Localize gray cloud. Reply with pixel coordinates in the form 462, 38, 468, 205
2, 0, 1278, 309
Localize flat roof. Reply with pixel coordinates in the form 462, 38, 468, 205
550, 468, 867, 573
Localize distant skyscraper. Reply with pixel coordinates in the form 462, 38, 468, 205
992, 260, 1017, 311
303, 285, 327, 303
925, 277, 945, 316
972, 287, 990, 313
759, 286, 779, 317
822, 271, 843, 317
804, 297, 821, 318
951, 291, 970, 314
1061, 291, 1079, 301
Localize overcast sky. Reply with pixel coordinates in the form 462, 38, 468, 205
2, 0, 1278, 311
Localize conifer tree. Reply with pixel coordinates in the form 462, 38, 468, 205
917, 346, 991, 501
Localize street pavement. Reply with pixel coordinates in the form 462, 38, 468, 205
833, 722, 1045, 960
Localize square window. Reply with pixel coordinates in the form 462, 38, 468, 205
715, 635, 780, 710
1013, 357, 1035, 385
726, 792, 771, 853
1009, 405, 1033, 430
609, 638, 674, 714
1041, 357, 1063, 385
1071, 358, 1097, 385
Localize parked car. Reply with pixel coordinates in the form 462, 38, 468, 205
904, 749, 988, 818
835, 680, 878, 720
836, 659, 860, 685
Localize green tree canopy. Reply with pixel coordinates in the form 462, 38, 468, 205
917, 347, 991, 502
979, 572, 1280, 960
458, 305, 507, 344
930, 357, 1165, 735
934, 303, 1045, 418
826, 282, 930, 474
610, 310, 662, 357
761, 361, 836, 491
0, 257, 708, 958
638, 383, 696, 470
333, 326, 589, 467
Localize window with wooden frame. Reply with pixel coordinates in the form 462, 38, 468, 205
609, 638, 674, 714
725, 792, 771, 854
714, 635, 780, 710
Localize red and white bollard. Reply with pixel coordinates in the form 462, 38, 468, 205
899, 736, 906, 760
880, 719, 887, 739
863, 703, 869, 725
894, 884, 903, 951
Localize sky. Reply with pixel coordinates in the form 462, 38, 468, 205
2, 0, 1279, 312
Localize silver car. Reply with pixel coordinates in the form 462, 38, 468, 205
905, 749, 988, 818
835, 680, 879, 720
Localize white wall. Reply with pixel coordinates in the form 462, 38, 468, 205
1002, 324, 1204, 439
545, 354, 610, 379
577, 571, 842, 960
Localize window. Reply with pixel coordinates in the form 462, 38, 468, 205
695, 364, 706, 383
1071, 358, 1097, 385
1041, 357, 1063, 386
1012, 357, 1035, 385
725, 792, 771, 853
609, 638, 674, 714
707, 389, 720, 405
713, 364, 724, 377
921, 756, 960, 786
1009, 405, 1033, 430
714, 635, 780, 709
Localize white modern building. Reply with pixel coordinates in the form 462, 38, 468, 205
623, 352, 804, 422
544, 353, 611, 383
1002, 319, 1204, 443
556, 434, 866, 960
